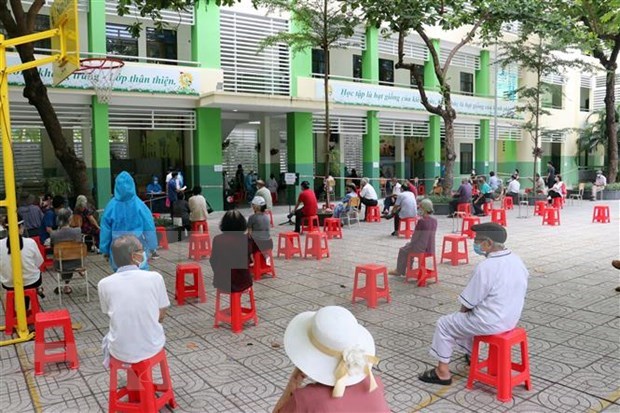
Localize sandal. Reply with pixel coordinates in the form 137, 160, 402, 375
63, 285, 72, 294
36, 287, 45, 299
418, 368, 452, 385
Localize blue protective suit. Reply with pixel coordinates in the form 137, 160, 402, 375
100, 171, 157, 270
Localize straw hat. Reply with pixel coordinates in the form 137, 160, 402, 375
284, 306, 378, 398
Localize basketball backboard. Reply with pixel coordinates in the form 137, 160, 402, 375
50, 0, 80, 86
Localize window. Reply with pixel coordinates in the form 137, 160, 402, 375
460, 143, 473, 174
353, 55, 362, 81
34, 15, 51, 53
410, 64, 425, 87
580, 87, 590, 111
542, 83, 563, 109
146, 28, 177, 62
379, 58, 394, 86
312, 49, 325, 75
460, 72, 474, 95
106, 24, 138, 59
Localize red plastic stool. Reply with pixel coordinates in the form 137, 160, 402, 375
366, 206, 381, 222
191, 220, 209, 234
461, 216, 481, 239
491, 208, 507, 226
323, 203, 335, 210
441, 234, 469, 266
502, 197, 514, 210
592, 205, 610, 223
542, 207, 560, 226
277, 232, 302, 259
533, 201, 546, 216
482, 201, 493, 216
109, 349, 177, 412
214, 287, 258, 333
4, 289, 40, 336
405, 253, 438, 287
188, 233, 211, 260
31, 236, 53, 272
304, 232, 330, 260
398, 217, 417, 238
351, 264, 391, 309
156, 226, 169, 250
467, 327, 532, 402
301, 215, 320, 234
457, 203, 472, 216
251, 250, 276, 281
175, 263, 206, 306
266, 210, 274, 228
34, 309, 79, 375
552, 196, 563, 210
323, 217, 343, 239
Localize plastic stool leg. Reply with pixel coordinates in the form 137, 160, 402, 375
231, 293, 242, 333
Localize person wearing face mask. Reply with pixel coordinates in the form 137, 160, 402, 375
388, 199, 437, 277
419, 222, 528, 386
98, 235, 170, 368
591, 170, 607, 201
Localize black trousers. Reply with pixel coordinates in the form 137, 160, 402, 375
294, 209, 305, 233
360, 198, 378, 219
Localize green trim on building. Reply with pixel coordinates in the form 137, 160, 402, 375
289, 20, 312, 97
192, 0, 220, 69
475, 50, 490, 97
88, 0, 106, 53
395, 162, 405, 179
424, 116, 441, 192
91, 99, 111, 208
194, 108, 223, 211
362, 26, 379, 83
286, 112, 314, 202
498, 140, 517, 176
476, 119, 490, 175
424, 39, 440, 90
363, 111, 380, 187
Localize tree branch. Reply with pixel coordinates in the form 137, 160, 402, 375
0, 0, 18, 36
442, 14, 488, 73
414, 25, 444, 85
8, 0, 24, 30
26, 0, 45, 32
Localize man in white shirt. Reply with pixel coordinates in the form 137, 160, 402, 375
98, 235, 170, 365
505, 175, 521, 204
359, 178, 378, 220
385, 185, 417, 236
255, 179, 273, 210
382, 177, 402, 214
591, 170, 607, 200
419, 223, 528, 385
488, 171, 502, 195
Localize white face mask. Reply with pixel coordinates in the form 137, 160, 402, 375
133, 251, 148, 269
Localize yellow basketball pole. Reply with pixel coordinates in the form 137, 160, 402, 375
0, 30, 61, 346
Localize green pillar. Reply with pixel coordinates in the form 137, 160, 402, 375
363, 111, 380, 187
501, 140, 517, 175
194, 108, 223, 210
88, 0, 106, 53
362, 26, 379, 83
424, 39, 440, 91
287, 112, 314, 203
289, 18, 312, 97
425, 116, 441, 193
476, 120, 490, 175
475, 50, 490, 97
192, 0, 220, 69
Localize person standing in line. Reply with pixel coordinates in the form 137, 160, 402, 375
167, 171, 186, 216
188, 185, 209, 228
267, 173, 279, 205
546, 161, 556, 189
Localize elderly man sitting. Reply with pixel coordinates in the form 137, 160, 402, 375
591, 170, 607, 201
419, 223, 528, 385
359, 178, 378, 220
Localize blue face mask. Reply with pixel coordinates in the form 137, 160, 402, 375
473, 243, 485, 256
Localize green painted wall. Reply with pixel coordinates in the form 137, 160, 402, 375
424, 39, 440, 90
192, 0, 220, 69
91, 99, 111, 208
287, 112, 314, 202
194, 108, 223, 211
395, 161, 405, 179
475, 50, 490, 97
498, 140, 517, 176
424, 116, 441, 192
476, 120, 490, 175
88, 0, 106, 53
362, 26, 379, 83
289, 19, 312, 97
363, 111, 380, 187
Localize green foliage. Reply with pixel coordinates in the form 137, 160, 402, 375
46, 177, 72, 196
577, 106, 620, 155
154, 217, 173, 227
423, 194, 453, 204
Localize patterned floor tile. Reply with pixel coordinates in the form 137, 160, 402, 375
531, 383, 608, 411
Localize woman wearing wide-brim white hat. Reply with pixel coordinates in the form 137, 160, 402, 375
273, 306, 390, 413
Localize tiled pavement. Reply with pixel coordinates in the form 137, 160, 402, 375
1, 199, 619, 412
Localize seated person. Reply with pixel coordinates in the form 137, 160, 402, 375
547, 175, 564, 205
505, 175, 521, 204
50, 208, 83, 295
529, 173, 547, 195
39, 195, 65, 246
591, 170, 607, 200
432, 176, 443, 195
382, 178, 401, 214
248, 197, 273, 262
333, 184, 358, 219
209, 211, 253, 294
17, 194, 44, 237
359, 178, 378, 219
419, 223, 528, 385
273, 306, 390, 413
73, 195, 101, 251
290, 181, 318, 233
172, 192, 191, 231
389, 199, 437, 276
472, 177, 493, 216
384, 186, 417, 237
448, 179, 472, 217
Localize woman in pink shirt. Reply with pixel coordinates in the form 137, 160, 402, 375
273, 306, 390, 413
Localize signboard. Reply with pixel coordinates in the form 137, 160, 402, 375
497, 67, 518, 102
317, 80, 518, 119
284, 173, 297, 185
50, 0, 80, 86
214, 165, 223, 172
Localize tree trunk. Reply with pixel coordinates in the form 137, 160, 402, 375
442, 114, 457, 195
604, 67, 618, 183
13, 40, 91, 200
324, 47, 331, 206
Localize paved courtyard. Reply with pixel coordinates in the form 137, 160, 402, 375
1, 199, 619, 412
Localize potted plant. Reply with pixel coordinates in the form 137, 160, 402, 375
422, 194, 453, 215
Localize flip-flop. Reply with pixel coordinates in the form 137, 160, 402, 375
418, 368, 452, 385
464, 354, 471, 365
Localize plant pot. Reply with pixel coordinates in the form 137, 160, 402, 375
433, 204, 450, 215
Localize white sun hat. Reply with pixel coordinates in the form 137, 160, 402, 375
283, 306, 379, 398
251, 196, 266, 206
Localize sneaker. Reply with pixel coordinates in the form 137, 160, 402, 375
151, 251, 160, 260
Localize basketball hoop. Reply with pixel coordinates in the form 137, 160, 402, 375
76, 57, 124, 104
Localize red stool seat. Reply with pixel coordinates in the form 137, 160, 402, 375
542, 207, 560, 226
34, 309, 79, 375
214, 287, 258, 333
366, 206, 381, 222
352, 264, 390, 308
552, 196, 564, 209
398, 217, 417, 238
152, 213, 161, 219
251, 250, 276, 281
304, 232, 330, 260
502, 197, 514, 210
323, 217, 343, 239
188, 233, 211, 260
4, 289, 40, 336
301, 215, 320, 234
533, 201, 546, 216
457, 203, 472, 216
405, 253, 438, 287
461, 216, 480, 239
155, 226, 169, 250
191, 220, 209, 234
482, 201, 493, 216
441, 234, 469, 266
592, 205, 610, 223
491, 208, 507, 227
109, 349, 177, 412
467, 327, 532, 402
277, 232, 302, 259
175, 263, 206, 306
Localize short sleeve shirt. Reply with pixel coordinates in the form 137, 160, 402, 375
248, 213, 271, 241
360, 184, 378, 201
298, 189, 318, 217
395, 191, 417, 218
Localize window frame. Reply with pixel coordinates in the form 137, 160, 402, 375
459, 72, 474, 95
353, 54, 363, 81
459, 142, 474, 175
379, 58, 394, 86
106, 23, 139, 60
146, 27, 178, 63
312, 49, 326, 75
